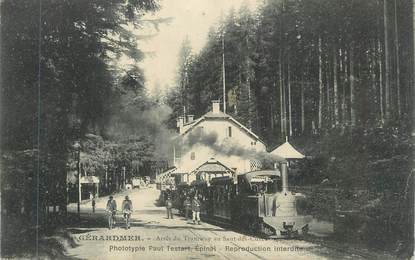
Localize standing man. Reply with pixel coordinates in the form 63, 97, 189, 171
122, 196, 133, 229
106, 196, 117, 229
91, 195, 96, 213
183, 196, 191, 220
166, 196, 173, 219
192, 195, 201, 225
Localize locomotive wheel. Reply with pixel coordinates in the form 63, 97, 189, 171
240, 216, 256, 234
259, 222, 274, 236
248, 218, 263, 234
247, 219, 257, 234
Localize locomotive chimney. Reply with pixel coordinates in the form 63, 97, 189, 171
281, 161, 289, 193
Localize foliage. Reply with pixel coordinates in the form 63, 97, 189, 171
0, 0, 160, 246
165, 2, 413, 253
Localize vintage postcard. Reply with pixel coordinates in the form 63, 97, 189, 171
1, 0, 413, 259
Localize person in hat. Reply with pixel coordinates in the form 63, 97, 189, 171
165, 195, 173, 219
91, 195, 96, 213
191, 195, 201, 225
122, 195, 133, 229
106, 195, 117, 229
183, 196, 191, 220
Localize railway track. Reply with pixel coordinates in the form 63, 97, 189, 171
301, 235, 399, 260
186, 225, 268, 260
187, 213, 394, 260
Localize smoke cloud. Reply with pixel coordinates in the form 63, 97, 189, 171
108, 98, 283, 168
179, 127, 285, 166
107, 100, 179, 161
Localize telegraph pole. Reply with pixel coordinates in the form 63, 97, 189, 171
222, 32, 226, 113
123, 166, 126, 188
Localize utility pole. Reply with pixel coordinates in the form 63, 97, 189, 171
123, 166, 126, 188
173, 145, 176, 166
222, 32, 226, 113
73, 141, 81, 217
105, 165, 108, 189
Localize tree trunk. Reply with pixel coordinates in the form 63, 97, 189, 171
301, 78, 305, 133
370, 42, 378, 124
384, 0, 392, 121
394, 0, 401, 116
288, 62, 292, 136
333, 45, 339, 126
350, 46, 356, 126
271, 86, 275, 130
283, 61, 287, 136
341, 48, 347, 125
246, 64, 252, 129
378, 29, 385, 125
326, 53, 332, 127
413, 0, 415, 115
279, 57, 284, 138
318, 36, 323, 129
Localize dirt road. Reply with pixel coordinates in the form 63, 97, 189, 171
64, 187, 377, 260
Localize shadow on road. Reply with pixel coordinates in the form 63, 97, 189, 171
67, 210, 225, 234
128, 221, 225, 232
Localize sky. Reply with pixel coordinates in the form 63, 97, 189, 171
135, 0, 261, 95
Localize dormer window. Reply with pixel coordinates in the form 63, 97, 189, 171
228, 126, 232, 137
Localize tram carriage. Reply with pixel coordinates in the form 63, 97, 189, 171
210, 176, 234, 220
174, 166, 311, 238
172, 182, 189, 213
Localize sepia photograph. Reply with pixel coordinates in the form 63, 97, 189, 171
1, 0, 414, 259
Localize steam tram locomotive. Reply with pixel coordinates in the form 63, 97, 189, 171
175, 163, 311, 238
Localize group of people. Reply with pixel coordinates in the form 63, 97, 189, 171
106, 195, 133, 229
165, 194, 202, 225
105, 192, 203, 229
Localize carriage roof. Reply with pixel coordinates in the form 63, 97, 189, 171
210, 176, 233, 185
238, 170, 280, 183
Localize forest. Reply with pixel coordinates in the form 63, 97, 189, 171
166, 0, 413, 255
0, 0, 171, 255
169, 0, 413, 142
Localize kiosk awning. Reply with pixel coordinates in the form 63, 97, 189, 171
270, 141, 305, 159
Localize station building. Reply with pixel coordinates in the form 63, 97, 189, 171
171, 100, 267, 184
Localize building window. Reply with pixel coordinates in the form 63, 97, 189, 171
228, 126, 232, 137
190, 152, 195, 160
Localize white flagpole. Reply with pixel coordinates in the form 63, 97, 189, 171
222, 33, 226, 113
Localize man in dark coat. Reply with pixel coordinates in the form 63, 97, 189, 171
183, 196, 191, 220
166, 196, 173, 219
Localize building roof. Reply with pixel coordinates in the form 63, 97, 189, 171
172, 162, 200, 175
173, 158, 234, 175
181, 110, 265, 146
193, 158, 235, 173
156, 167, 177, 183
270, 141, 305, 159
80, 176, 100, 184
